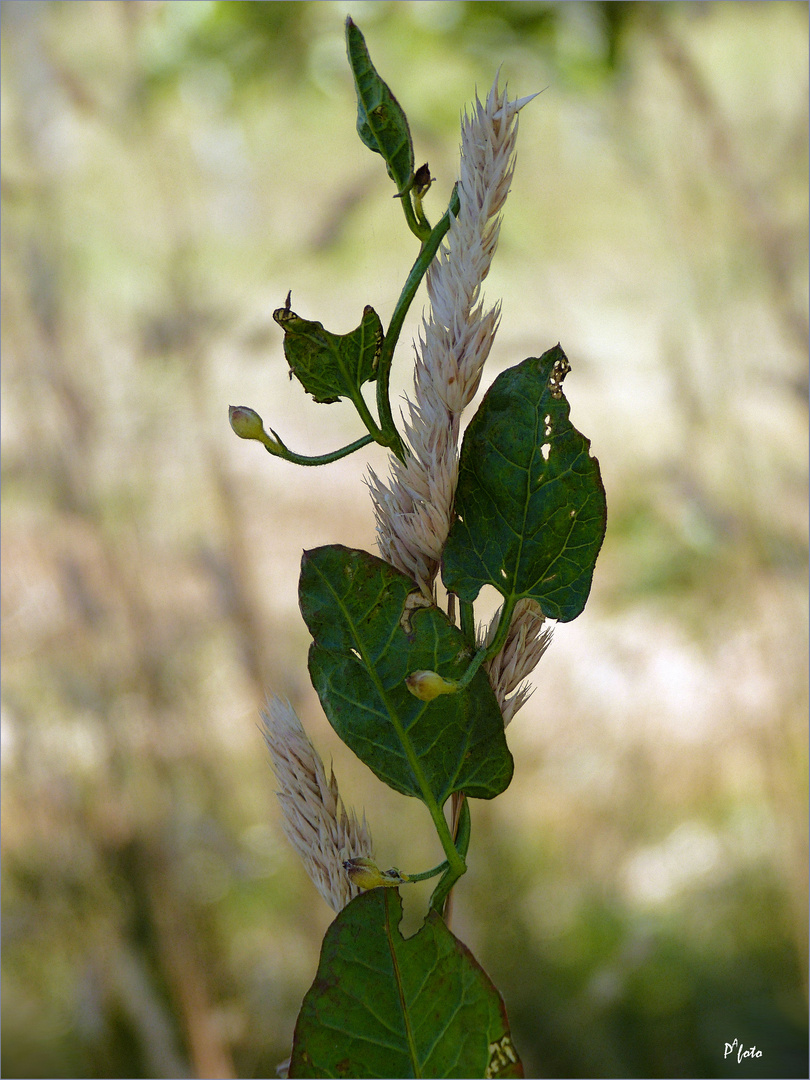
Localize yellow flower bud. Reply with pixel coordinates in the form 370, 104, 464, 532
405, 670, 459, 701
229, 405, 283, 454
229, 405, 267, 441
343, 858, 409, 890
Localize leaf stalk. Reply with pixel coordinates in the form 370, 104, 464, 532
267, 431, 376, 467
404, 860, 449, 883
397, 182, 432, 242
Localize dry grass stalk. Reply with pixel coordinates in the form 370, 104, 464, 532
260, 695, 373, 912
369, 77, 537, 596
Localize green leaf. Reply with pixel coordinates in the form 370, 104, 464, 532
299, 545, 513, 804
345, 17, 414, 194
289, 888, 523, 1079
442, 346, 607, 623
273, 302, 382, 406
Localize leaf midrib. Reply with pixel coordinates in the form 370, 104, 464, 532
384, 891, 422, 1079
474, 383, 584, 612
310, 558, 443, 816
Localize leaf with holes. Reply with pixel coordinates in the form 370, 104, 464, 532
299, 545, 513, 804
346, 17, 414, 194
442, 346, 607, 623
273, 303, 382, 405
289, 888, 523, 1079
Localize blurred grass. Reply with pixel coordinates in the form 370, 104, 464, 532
1, 2, 807, 1078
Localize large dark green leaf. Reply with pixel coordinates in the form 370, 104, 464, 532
299, 545, 512, 804
345, 17, 414, 193
442, 346, 607, 623
273, 303, 382, 405
289, 888, 523, 1079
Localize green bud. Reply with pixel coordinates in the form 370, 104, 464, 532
343, 857, 409, 890
229, 405, 268, 442
405, 669, 459, 701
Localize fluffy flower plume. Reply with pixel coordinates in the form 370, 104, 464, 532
484, 599, 554, 726
369, 77, 537, 596
260, 695, 373, 912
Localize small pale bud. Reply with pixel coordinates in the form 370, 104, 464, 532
405, 670, 459, 701
343, 857, 409, 890
229, 405, 268, 442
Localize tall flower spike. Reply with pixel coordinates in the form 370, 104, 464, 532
260, 695, 373, 912
369, 77, 538, 596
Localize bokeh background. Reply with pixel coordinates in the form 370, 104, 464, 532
2, 2, 807, 1078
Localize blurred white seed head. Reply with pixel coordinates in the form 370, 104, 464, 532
369, 76, 536, 596
260, 695, 373, 912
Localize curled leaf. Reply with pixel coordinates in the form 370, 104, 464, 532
273, 303, 382, 405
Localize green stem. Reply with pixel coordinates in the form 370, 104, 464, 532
454, 594, 518, 691
453, 795, 471, 860
412, 187, 431, 235
454, 645, 486, 691
459, 599, 476, 648
429, 795, 472, 914
484, 594, 518, 661
406, 794, 470, 887
264, 431, 375, 466
405, 860, 449, 883
430, 864, 462, 914
425, 800, 466, 890
398, 186, 431, 242
346, 385, 385, 444
376, 184, 460, 462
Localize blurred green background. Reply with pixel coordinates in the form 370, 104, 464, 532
1, 2, 807, 1077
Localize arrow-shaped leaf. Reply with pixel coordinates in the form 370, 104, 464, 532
346, 17, 414, 194
299, 545, 513, 805
442, 346, 607, 623
273, 303, 382, 405
289, 888, 523, 1079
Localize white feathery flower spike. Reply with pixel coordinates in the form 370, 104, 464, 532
369, 76, 537, 596
260, 695, 373, 912
483, 599, 554, 726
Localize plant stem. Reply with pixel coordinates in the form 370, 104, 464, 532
459, 599, 476, 647
376, 184, 460, 462
411, 187, 431, 236
453, 595, 517, 690
452, 794, 471, 859
346, 385, 386, 444
453, 646, 487, 690
265, 432, 375, 466
426, 799, 467, 888
441, 794, 471, 923
484, 595, 518, 661
398, 186, 431, 242
405, 860, 449, 883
